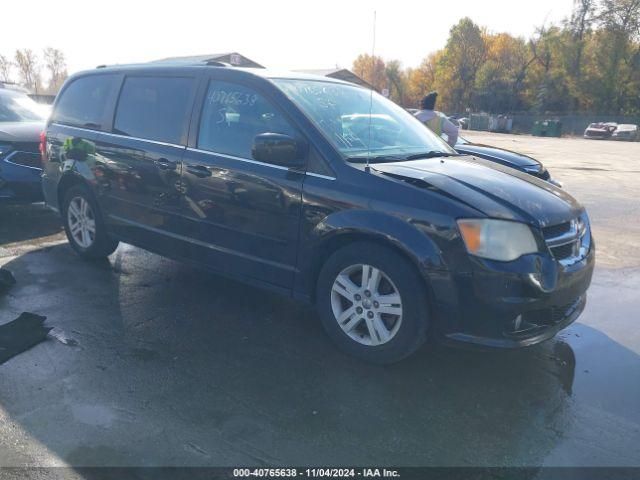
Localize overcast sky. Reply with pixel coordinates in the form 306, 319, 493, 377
2, 0, 574, 77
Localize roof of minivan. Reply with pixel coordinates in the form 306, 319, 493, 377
85, 63, 358, 86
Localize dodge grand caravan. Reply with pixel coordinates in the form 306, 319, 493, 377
41, 62, 594, 363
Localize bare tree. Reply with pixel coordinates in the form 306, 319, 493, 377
598, 0, 640, 32
597, 0, 640, 111
570, 0, 598, 77
14, 49, 42, 93
43, 47, 68, 94
0, 54, 13, 83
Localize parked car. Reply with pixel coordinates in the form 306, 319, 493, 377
611, 124, 639, 141
42, 64, 594, 363
584, 122, 617, 140
0, 87, 47, 201
455, 135, 561, 187
447, 116, 461, 128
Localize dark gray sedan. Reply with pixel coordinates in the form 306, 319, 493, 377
455, 136, 561, 187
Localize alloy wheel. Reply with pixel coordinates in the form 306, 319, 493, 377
67, 196, 96, 249
330, 264, 403, 346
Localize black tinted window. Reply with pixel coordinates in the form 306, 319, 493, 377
114, 76, 194, 144
198, 81, 296, 160
53, 75, 117, 129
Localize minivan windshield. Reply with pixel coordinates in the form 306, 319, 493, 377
0, 91, 48, 123
273, 79, 456, 162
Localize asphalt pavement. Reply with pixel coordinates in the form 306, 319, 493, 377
0, 133, 639, 471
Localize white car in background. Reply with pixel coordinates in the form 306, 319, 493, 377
611, 124, 639, 141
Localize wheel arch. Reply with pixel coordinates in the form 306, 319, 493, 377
57, 172, 94, 209
297, 210, 446, 305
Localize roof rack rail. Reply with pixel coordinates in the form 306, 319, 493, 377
96, 65, 107, 69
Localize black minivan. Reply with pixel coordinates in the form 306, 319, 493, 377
41, 62, 594, 363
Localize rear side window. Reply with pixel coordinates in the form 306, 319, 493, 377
198, 80, 297, 160
113, 76, 194, 145
53, 75, 117, 129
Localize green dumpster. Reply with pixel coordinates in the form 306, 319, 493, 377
532, 121, 542, 136
532, 120, 562, 137
470, 114, 490, 132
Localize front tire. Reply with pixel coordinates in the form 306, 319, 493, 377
62, 185, 119, 259
316, 242, 430, 364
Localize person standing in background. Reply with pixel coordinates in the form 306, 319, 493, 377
414, 91, 459, 147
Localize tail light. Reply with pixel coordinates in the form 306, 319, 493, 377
39, 131, 47, 163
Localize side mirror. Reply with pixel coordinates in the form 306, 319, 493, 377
252, 133, 306, 168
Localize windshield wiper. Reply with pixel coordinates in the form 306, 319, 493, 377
347, 151, 461, 163
346, 155, 406, 164
347, 151, 461, 164
404, 151, 461, 160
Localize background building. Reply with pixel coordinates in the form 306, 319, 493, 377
154, 52, 264, 68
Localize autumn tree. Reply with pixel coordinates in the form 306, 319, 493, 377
352, 54, 388, 92
349, 0, 640, 115
437, 18, 487, 112
475, 33, 533, 112
405, 52, 440, 108
525, 26, 574, 112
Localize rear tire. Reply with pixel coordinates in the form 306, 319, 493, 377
62, 184, 119, 259
316, 241, 430, 364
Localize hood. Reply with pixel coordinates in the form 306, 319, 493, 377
454, 143, 540, 168
372, 156, 582, 226
0, 122, 45, 143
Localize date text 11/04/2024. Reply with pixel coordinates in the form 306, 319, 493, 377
233, 468, 401, 478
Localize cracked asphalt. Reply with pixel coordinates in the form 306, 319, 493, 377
0, 133, 639, 470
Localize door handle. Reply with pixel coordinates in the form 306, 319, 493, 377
154, 158, 177, 170
186, 164, 212, 178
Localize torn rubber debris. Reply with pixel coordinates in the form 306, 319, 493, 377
0, 268, 16, 295
0, 313, 51, 365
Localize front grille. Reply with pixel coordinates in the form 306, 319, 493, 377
505, 296, 583, 338
543, 222, 571, 239
543, 217, 588, 265
550, 243, 574, 261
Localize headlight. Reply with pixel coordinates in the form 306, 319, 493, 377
457, 219, 538, 261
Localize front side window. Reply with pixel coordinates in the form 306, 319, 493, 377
53, 74, 117, 129
114, 76, 194, 144
198, 80, 297, 160
273, 79, 454, 161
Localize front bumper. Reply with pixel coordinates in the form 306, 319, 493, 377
433, 245, 595, 349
